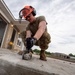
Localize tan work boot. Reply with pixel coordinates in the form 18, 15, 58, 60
18, 50, 28, 55
40, 50, 47, 61
18, 50, 23, 55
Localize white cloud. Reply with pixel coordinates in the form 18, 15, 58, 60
4, 0, 75, 54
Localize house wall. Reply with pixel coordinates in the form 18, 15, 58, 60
0, 1, 25, 51
2, 24, 13, 48
2, 23, 22, 50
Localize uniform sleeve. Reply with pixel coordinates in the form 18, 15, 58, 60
38, 16, 47, 24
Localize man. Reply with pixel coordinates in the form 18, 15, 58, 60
19, 6, 51, 61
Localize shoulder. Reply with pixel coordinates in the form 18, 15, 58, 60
36, 16, 47, 25
36, 16, 46, 21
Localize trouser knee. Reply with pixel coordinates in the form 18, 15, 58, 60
40, 44, 48, 50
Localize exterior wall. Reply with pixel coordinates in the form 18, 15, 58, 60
2, 23, 23, 51
0, 1, 26, 51
2, 23, 13, 48
0, 9, 13, 48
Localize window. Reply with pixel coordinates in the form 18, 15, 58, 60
17, 38, 22, 46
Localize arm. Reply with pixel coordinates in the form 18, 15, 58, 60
26, 30, 32, 38
33, 21, 46, 40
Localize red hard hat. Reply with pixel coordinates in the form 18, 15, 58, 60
19, 6, 36, 23
22, 6, 34, 18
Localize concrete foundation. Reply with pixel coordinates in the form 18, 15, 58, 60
0, 48, 75, 75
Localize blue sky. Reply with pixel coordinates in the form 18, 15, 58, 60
4, 0, 75, 54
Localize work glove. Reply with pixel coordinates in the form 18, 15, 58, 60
25, 37, 37, 51
22, 37, 37, 60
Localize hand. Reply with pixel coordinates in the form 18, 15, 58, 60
25, 37, 37, 50
30, 37, 37, 45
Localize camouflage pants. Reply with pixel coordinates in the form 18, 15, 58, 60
20, 31, 51, 50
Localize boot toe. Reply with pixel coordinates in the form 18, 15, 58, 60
40, 57, 47, 61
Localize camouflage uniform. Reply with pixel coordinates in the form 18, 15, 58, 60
20, 16, 51, 60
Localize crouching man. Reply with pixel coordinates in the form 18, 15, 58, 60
19, 6, 51, 61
